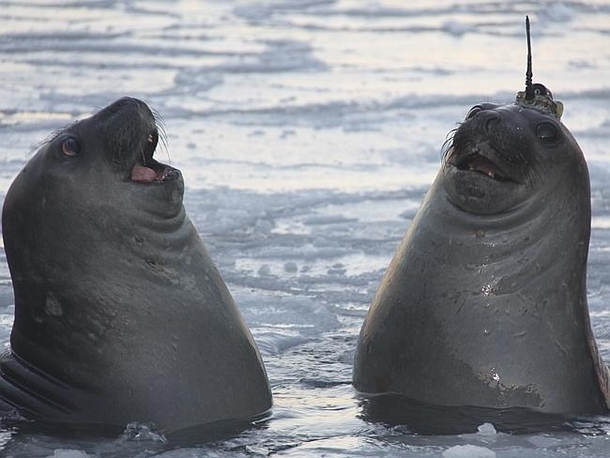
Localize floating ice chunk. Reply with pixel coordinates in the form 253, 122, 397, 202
254, 332, 309, 356
237, 294, 340, 336
121, 422, 166, 443
527, 435, 562, 448
258, 264, 272, 276
206, 208, 253, 232
477, 422, 497, 436
303, 214, 358, 225
252, 243, 353, 261
338, 349, 355, 364
284, 262, 298, 273
327, 263, 346, 275
442, 444, 496, 458
51, 450, 89, 458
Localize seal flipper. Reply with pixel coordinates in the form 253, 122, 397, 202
0, 350, 78, 420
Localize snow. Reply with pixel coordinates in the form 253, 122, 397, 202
50, 451, 90, 458
1, 0, 610, 457
442, 445, 496, 458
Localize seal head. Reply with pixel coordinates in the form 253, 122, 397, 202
442, 100, 569, 215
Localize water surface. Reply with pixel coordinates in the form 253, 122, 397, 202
1, 1, 610, 457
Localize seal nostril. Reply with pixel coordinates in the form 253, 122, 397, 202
484, 114, 501, 133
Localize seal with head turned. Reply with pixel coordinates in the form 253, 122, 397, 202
0, 97, 272, 434
353, 18, 610, 416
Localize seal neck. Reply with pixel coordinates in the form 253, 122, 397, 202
423, 174, 590, 274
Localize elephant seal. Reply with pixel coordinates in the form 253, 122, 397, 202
0, 97, 272, 434
353, 21, 610, 417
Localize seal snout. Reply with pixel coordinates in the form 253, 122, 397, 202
452, 148, 509, 182
445, 106, 523, 184
446, 134, 511, 183
94, 97, 180, 185
130, 126, 170, 183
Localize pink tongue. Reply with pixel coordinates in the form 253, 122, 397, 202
131, 165, 157, 182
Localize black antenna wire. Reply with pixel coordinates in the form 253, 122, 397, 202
525, 16, 534, 100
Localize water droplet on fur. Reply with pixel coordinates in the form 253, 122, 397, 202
44, 293, 63, 317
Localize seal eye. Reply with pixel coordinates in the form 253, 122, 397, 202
536, 122, 559, 144
466, 106, 483, 120
61, 137, 81, 157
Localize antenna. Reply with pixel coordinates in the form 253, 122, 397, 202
525, 16, 534, 100
514, 15, 563, 119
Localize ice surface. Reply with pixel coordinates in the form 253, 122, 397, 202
442, 445, 496, 458
1, 0, 610, 457
50, 451, 90, 458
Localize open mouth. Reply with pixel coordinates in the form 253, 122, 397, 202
130, 129, 180, 184
451, 148, 510, 182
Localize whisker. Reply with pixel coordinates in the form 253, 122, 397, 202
152, 108, 171, 164
441, 125, 459, 164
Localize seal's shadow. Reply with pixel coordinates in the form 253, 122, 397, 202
357, 393, 573, 435
0, 416, 268, 452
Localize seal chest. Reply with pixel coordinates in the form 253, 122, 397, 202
0, 97, 272, 434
